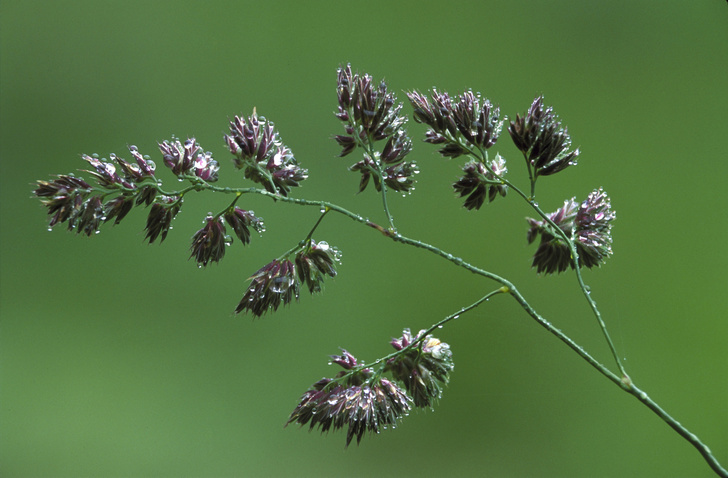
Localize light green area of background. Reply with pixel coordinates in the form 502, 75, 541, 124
2, 1, 726, 477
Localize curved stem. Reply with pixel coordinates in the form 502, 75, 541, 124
363, 136, 396, 231
105, 179, 725, 476
240, 188, 724, 476
304, 207, 330, 243
468, 144, 627, 377
378, 178, 396, 231
349, 288, 505, 376
418, 288, 507, 339
275, 206, 333, 261
627, 382, 727, 478
506, 179, 628, 378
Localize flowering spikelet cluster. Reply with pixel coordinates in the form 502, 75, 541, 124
144, 195, 182, 244
189, 215, 227, 266
287, 329, 453, 446
335, 64, 417, 193
286, 350, 412, 447
34, 175, 92, 232
386, 328, 454, 408
508, 95, 579, 178
159, 138, 219, 181
527, 188, 615, 273
189, 208, 264, 269
296, 240, 341, 294
574, 188, 616, 268
235, 240, 340, 316
235, 259, 299, 316
223, 208, 264, 246
408, 88, 508, 208
33, 141, 223, 241
452, 155, 508, 210
408, 88, 503, 157
34, 145, 169, 237
225, 111, 307, 196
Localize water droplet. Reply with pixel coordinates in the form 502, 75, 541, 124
452, 315, 460, 320
47, 227, 53, 232
437, 325, 443, 329
270, 276, 293, 293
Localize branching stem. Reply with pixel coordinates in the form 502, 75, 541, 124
77, 177, 726, 477
244, 186, 724, 477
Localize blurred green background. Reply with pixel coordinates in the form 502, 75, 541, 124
2, 1, 726, 477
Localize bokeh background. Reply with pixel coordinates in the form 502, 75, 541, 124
2, 1, 726, 477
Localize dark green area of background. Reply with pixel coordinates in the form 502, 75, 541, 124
2, 1, 726, 477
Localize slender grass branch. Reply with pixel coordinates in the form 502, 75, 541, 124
228, 185, 724, 477
37, 172, 726, 476
465, 143, 628, 378
333, 290, 503, 385
506, 176, 628, 378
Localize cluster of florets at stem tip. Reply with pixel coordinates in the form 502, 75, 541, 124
407, 88, 508, 209
404, 81, 611, 272
160, 138, 220, 181
526, 188, 615, 273
508, 95, 580, 179
335, 64, 418, 193
235, 240, 341, 316
225, 110, 308, 196
286, 329, 453, 447
188, 208, 266, 267
33, 138, 223, 241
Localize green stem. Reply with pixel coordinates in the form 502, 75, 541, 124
365, 140, 396, 231
336, 288, 505, 385
418, 288, 506, 340
103, 178, 725, 476
379, 178, 396, 231
507, 179, 628, 378
469, 144, 627, 378
275, 207, 333, 261
240, 187, 724, 477
304, 207, 330, 243
216, 191, 243, 219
